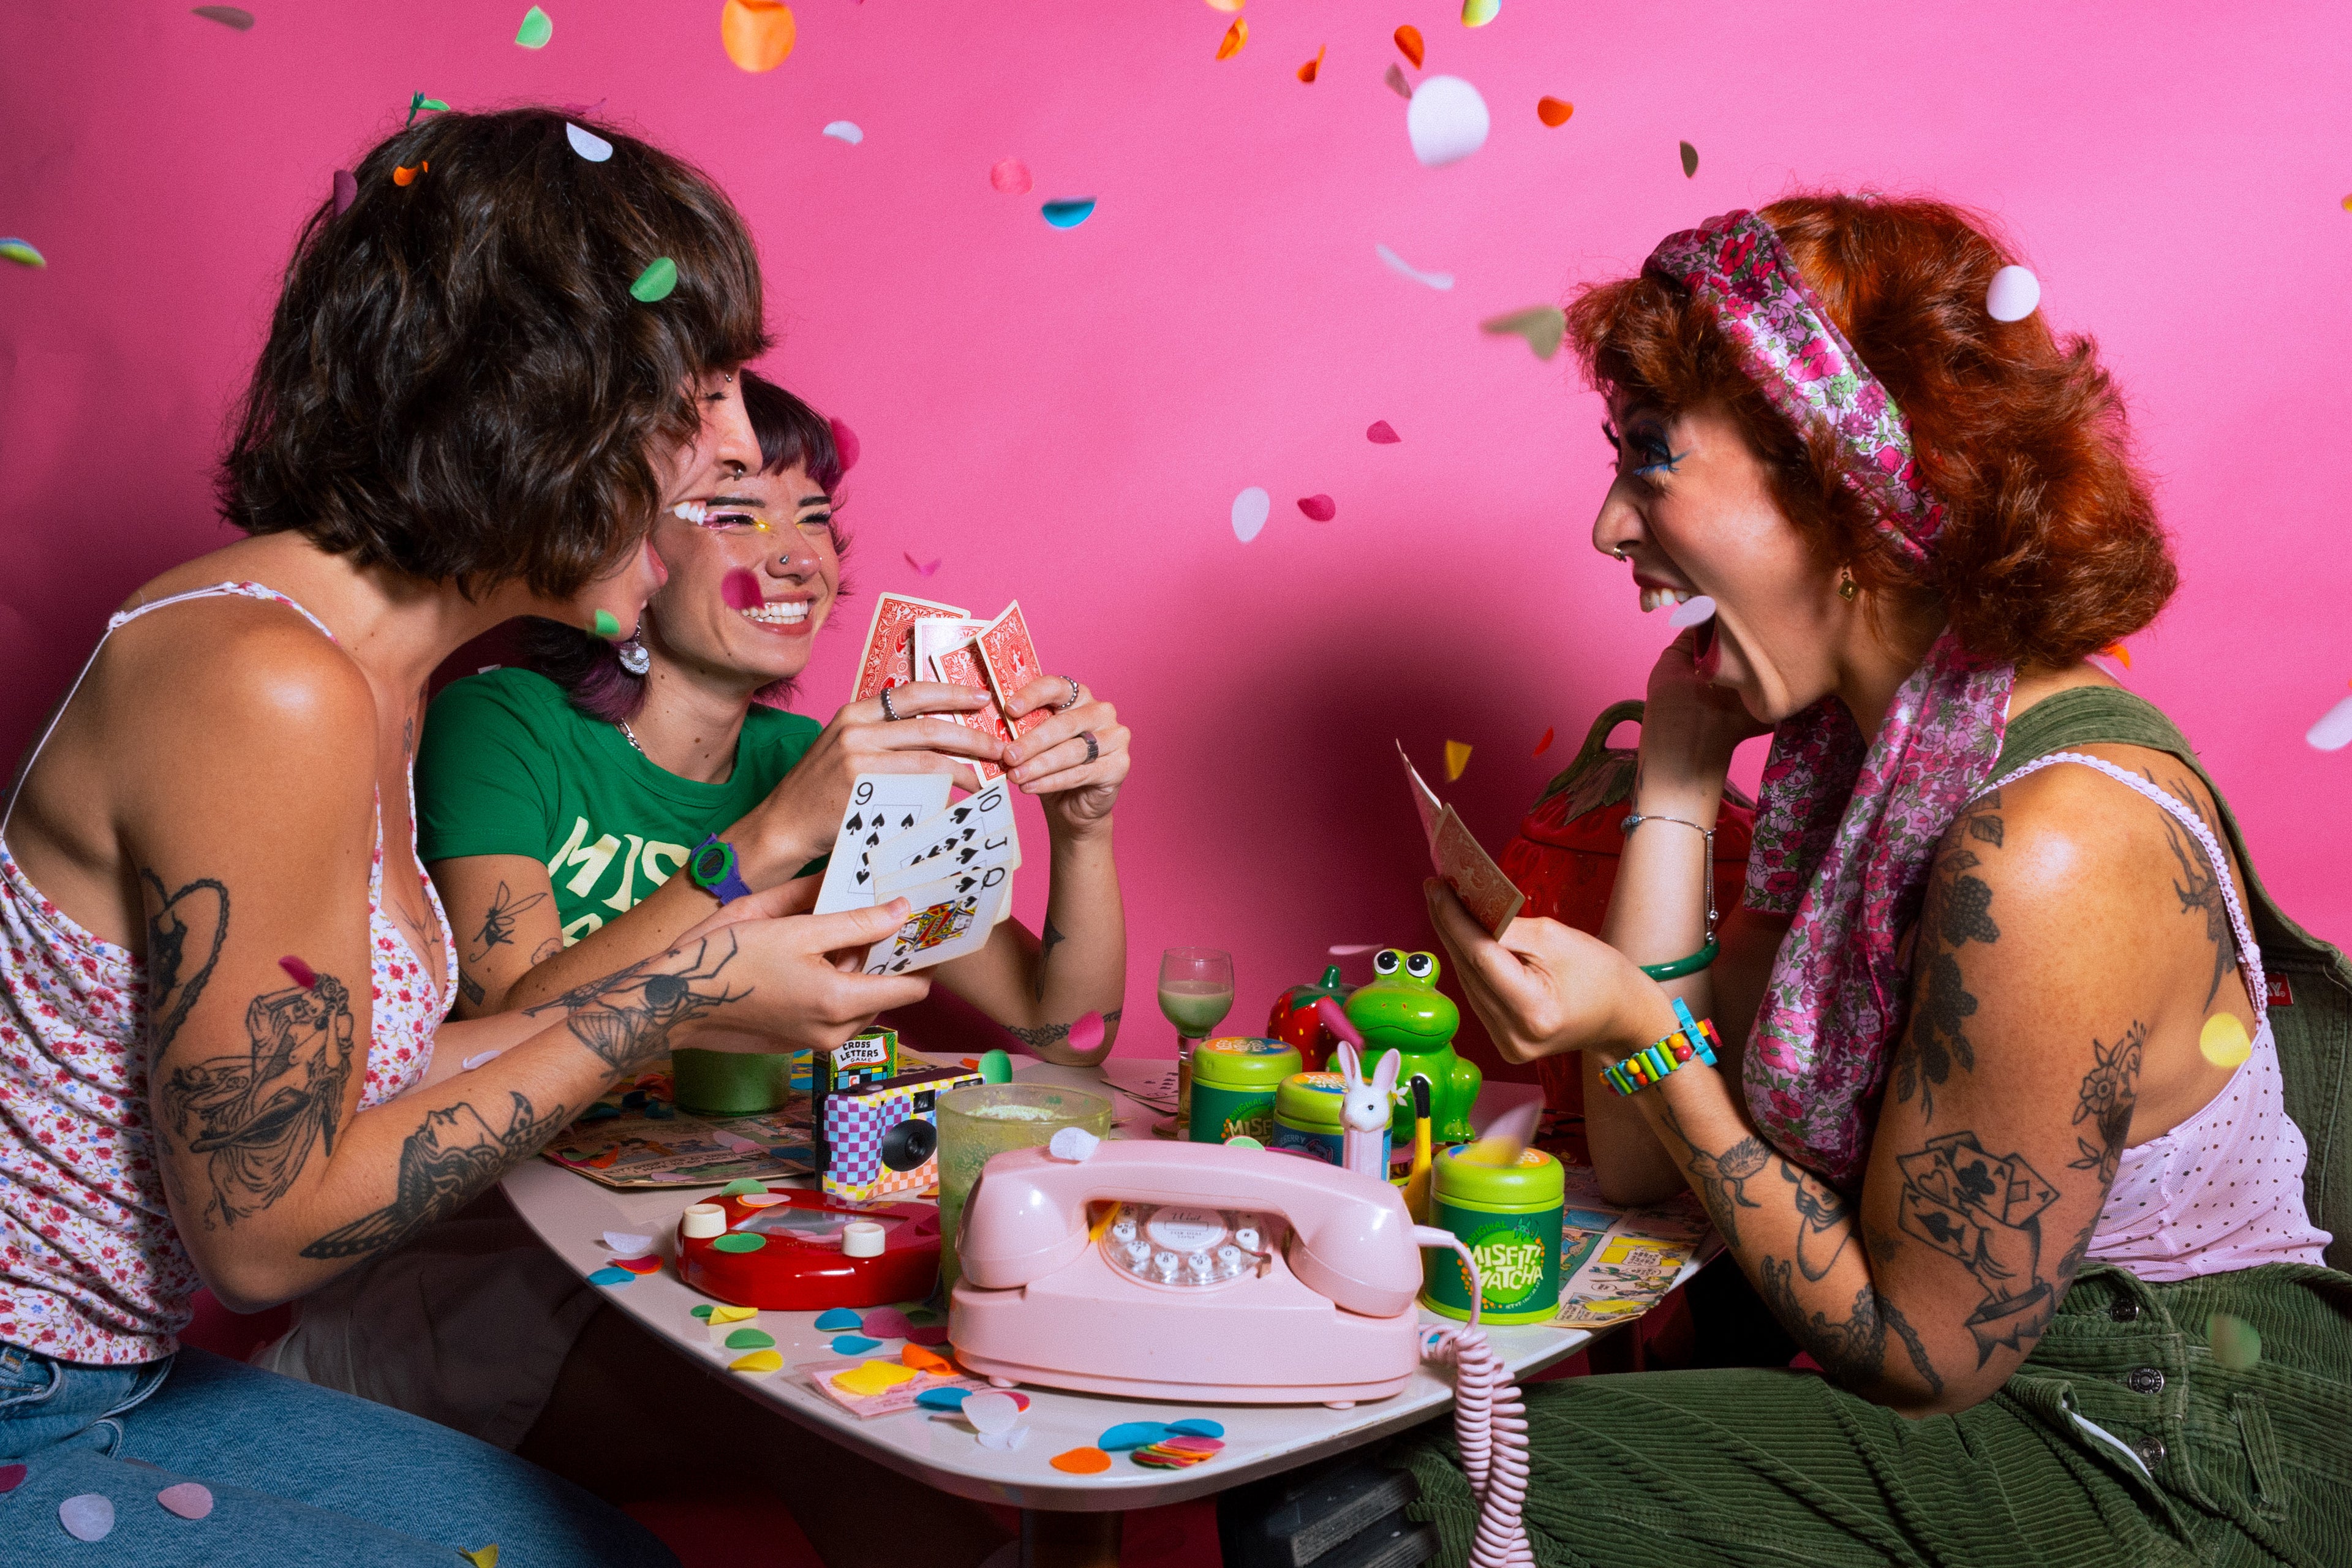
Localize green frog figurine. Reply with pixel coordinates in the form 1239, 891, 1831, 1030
1343, 949, 1481, 1145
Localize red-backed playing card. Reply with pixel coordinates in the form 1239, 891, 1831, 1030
1433, 805, 1523, 939
974, 601, 1053, 740
931, 639, 1010, 782
853, 593, 969, 703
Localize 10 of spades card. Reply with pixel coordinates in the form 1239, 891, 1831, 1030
812, 775, 954, 916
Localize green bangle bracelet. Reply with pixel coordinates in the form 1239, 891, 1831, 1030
1640, 938, 1719, 982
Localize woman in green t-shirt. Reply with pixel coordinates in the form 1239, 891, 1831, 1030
417, 371, 1131, 1065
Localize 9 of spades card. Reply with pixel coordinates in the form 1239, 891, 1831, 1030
812, 774, 954, 914
870, 783, 1021, 895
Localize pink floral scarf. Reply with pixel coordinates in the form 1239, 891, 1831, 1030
1645, 211, 2016, 1192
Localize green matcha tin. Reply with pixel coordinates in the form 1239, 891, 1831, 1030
1269, 1071, 1388, 1170
1187, 1036, 1300, 1144
1421, 1144, 1564, 1324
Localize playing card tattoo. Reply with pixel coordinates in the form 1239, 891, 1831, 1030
1896, 1130, 2061, 1364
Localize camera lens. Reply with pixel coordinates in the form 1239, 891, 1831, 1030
880, 1118, 937, 1172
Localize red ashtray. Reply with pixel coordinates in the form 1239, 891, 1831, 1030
676, 1188, 941, 1311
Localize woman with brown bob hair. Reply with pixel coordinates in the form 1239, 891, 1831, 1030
0, 108, 960, 1562
1374, 195, 2352, 1566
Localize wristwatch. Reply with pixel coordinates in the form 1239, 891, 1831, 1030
688, 834, 753, 905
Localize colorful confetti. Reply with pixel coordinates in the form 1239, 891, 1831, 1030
2098, 640, 2132, 669
192, 5, 255, 28
59, 1494, 115, 1542
566, 123, 613, 162
829, 417, 859, 472
605, 1231, 652, 1254
2308, 688, 2352, 752
1366, 420, 1401, 443
1668, 594, 1718, 630
2199, 1011, 2253, 1068
1215, 17, 1248, 58
156, 1482, 214, 1521
630, 257, 678, 302
915, 1386, 971, 1410
1297, 45, 1325, 83
1537, 96, 1574, 126
1297, 494, 1336, 522
1532, 726, 1555, 757
1374, 243, 1453, 291
729, 1348, 784, 1374
278, 955, 318, 989
612, 1255, 662, 1275
905, 1324, 951, 1346
1328, 944, 1381, 956
814, 1307, 863, 1331
332, 170, 358, 213
0, 1464, 24, 1493
1461, 0, 1499, 24
1167, 1419, 1225, 1438
721, 0, 796, 72
1384, 63, 1413, 100
861, 1306, 914, 1339
1205, 0, 1242, 9
831, 1334, 881, 1354
1050, 1447, 1112, 1474
823, 121, 864, 145
1986, 265, 2041, 322
592, 609, 622, 638
1480, 304, 1566, 360
405, 93, 450, 129
963, 1390, 1023, 1435
1679, 140, 1698, 178
1068, 1010, 1107, 1052
2209, 1312, 2262, 1371
721, 567, 764, 611
904, 552, 941, 577
1407, 76, 1490, 168
1098, 1422, 1172, 1450
724, 1327, 776, 1350
461, 1548, 500, 1568
393, 162, 428, 186
709, 1304, 758, 1324
1041, 198, 1096, 228
1444, 741, 1472, 782
720, 1177, 768, 1197
832, 1360, 916, 1396
1231, 486, 1271, 544
586, 1266, 635, 1286
712, 1232, 766, 1253
901, 1343, 952, 1373
990, 159, 1033, 195
515, 6, 552, 47
1393, 26, 1425, 68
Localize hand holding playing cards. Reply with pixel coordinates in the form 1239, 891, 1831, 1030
1001, 676, 1129, 831
746, 682, 1008, 872
668, 886, 934, 1051
1423, 879, 1654, 1065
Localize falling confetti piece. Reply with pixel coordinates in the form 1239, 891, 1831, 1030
516, 6, 552, 47
1296, 494, 1336, 522
462, 1548, 500, 1568
1296, 45, 1325, 83
630, 257, 678, 302
1232, 486, 1271, 544
2199, 1011, 2253, 1068
1480, 304, 1566, 360
1374, 243, 1453, 291
1407, 75, 1491, 168
709, 1303, 758, 1323
60, 1494, 115, 1542
0, 1463, 23, 1493
823, 121, 864, 145
1215, 17, 1248, 58
963, 1390, 1023, 1435
903, 552, 941, 577
405, 93, 450, 129
720, 567, 764, 611
1537, 96, 1573, 126
332, 169, 358, 213
586, 1266, 635, 1286
1461, 0, 1499, 23
156, 1482, 214, 1520
990, 159, 1033, 195
2099, 640, 2131, 669
729, 1348, 784, 1374
1679, 141, 1698, 178
278, 955, 318, 989
1393, 25, 1424, 67
916, 1386, 971, 1410
0, 238, 45, 268
1041, 198, 1096, 228
861, 1306, 914, 1339
1329, 944, 1381, 955
1668, 594, 1718, 630
724, 1327, 777, 1350
1532, 726, 1555, 757
831, 1334, 881, 1354
1366, 420, 1400, 443
906, 1324, 951, 1346
2307, 691, 2352, 752
192, 5, 255, 28
1068, 1010, 1106, 1052
721, 0, 796, 71
813, 1307, 862, 1330
826, 417, 860, 475
1205, 0, 1242, 9
592, 609, 622, 638
2209, 1312, 2262, 1370
393, 162, 426, 186
902, 1343, 952, 1373
712, 1232, 766, 1253
832, 1360, 916, 1395
1986, 265, 2041, 322
566, 123, 613, 162
1444, 741, 1472, 782
1099, 1422, 1173, 1450
2343, 195, 2352, 212
1050, 1447, 1112, 1474
1384, 63, 1413, 99
1168, 1419, 1226, 1437
604, 1231, 653, 1254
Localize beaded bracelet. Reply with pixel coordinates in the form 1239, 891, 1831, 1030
1602, 998, 1721, 1096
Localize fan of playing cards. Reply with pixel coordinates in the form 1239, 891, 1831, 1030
852, 594, 1057, 786
1400, 741, 1525, 939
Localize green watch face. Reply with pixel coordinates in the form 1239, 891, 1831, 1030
692, 840, 736, 886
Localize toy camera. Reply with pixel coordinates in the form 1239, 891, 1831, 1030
813, 1051, 986, 1201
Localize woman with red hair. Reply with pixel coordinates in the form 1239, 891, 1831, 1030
1386, 196, 2352, 1565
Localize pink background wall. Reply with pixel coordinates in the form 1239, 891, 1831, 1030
6, 1, 2350, 1068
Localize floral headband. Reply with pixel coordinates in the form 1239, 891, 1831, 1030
1644, 211, 1945, 564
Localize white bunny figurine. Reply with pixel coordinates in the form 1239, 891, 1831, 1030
1333, 1040, 1400, 1183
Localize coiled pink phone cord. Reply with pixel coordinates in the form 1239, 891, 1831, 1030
1417, 1231, 1534, 1568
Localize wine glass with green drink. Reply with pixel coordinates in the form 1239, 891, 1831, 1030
1158, 948, 1234, 1138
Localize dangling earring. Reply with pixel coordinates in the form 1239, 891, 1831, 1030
616, 637, 650, 675
1838, 569, 1858, 602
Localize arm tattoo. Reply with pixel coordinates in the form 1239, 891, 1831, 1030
160, 972, 356, 1229
1656, 1100, 1768, 1249
1894, 826, 2001, 1120
458, 971, 486, 1008
1760, 1254, 1943, 1397
141, 870, 229, 1057
1896, 1130, 2061, 1365
2151, 774, 2234, 1009
521, 933, 748, 1072
469, 880, 549, 961
1780, 1162, 1853, 1281
1004, 1008, 1121, 1053
530, 938, 562, 965
300, 1090, 568, 1261
1038, 919, 1066, 1001
2067, 1023, 2143, 1188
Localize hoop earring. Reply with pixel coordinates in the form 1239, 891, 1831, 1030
1837, 570, 1858, 602
616, 637, 650, 675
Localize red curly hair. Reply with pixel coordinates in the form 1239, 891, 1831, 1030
1566, 194, 2173, 669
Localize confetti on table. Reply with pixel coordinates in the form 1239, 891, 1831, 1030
2199, 1011, 2252, 1068
710, 1304, 758, 1324
60, 1494, 115, 1542
461, 1049, 504, 1071
977, 1427, 1031, 1452
1232, 486, 1271, 544
823, 121, 864, 145
630, 257, 678, 302
1375, 243, 1453, 291
831, 1360, 916, 1396
915, 1386, 971, 1410
814, 1307, 863, 1331
1050, 1447, 1111, 1474
1393, 26, 1424, 68
990, 159, 1033, 195
2307, 689, 2352, 752
612, 1255, 662, 1275
712, 1232, 766, 1253
1461, 0, 1499, 24
1384, 63, 1413, 100
905, 1324, 951, 1346
1679, 141, 1698, 178
720, 568, 765, 612
725, 1327, 776, 1351
192, 5, 255, 28
1041, 198, 1096, 228
690, 1304, 716, 1321
1068, 1010, 1107, 1052
720, 1178, 769, 1197
1215, 17, 1248, 58
394, 162, 428, 187
902, 1343, 952, 1373
1532, 726, 1555, 757
1480, 304, 1566, 360
1366, 420, 1400, 443
861, 1306, 914, 1340
903, 552, 941, 577
1537, 96, 1574, 126
566, 123, 613, 162
462, 1548, 500, 1568
1167, 1419, 1225, 1438
1408, 76, 1490, 168
156, 1482, 214, 1521
729, 1348, 784, 1374
963, 1390, 1023, 1435
278, 956, 318, 989
1444, 741, 1472, 782
592, 609, 622, 638
516, 6, 552, 47
1297, 495, 1336, 522
0, 1463, 23, 1493
1668, 594, 1717, 630
831, 1334, 881, 1355
587, 1266, 635, 1286
2209, 1312, 2262, 1371
1098, 1422, 1172, 1450
1296, 45, 1325, 83
721, 0, 796, 71
1986, 265, 2041, 323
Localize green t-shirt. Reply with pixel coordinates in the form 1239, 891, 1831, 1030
415, 668, 821, 944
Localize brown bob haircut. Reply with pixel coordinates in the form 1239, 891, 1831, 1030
219, 107, 770, 597
1569, 194, 2174, 669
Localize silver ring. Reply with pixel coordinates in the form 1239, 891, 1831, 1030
1080, 731, 1099, 764
1060, 677, 1082, 712
879, 686, 902, 722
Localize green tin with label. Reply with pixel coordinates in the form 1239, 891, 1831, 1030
1188, 1037, 1301, 1144
1421, 1144, 1564, 1324
1269, 1071, 1389, 1170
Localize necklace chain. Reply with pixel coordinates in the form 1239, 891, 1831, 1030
617, 720, 646, 756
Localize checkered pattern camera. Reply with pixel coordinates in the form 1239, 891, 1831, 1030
815, 1063, 984, 1201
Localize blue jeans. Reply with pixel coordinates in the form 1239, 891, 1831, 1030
0, 1343, 675, 1566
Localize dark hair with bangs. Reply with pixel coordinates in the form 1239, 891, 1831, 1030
1568, 193, 2173, 669
219, 107, 770, 597
522, 369, 850, 724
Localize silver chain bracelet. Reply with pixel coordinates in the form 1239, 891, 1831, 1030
1621, 812, 1717, 945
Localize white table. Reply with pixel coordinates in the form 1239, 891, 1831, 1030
502, 1058, 1703, 1565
